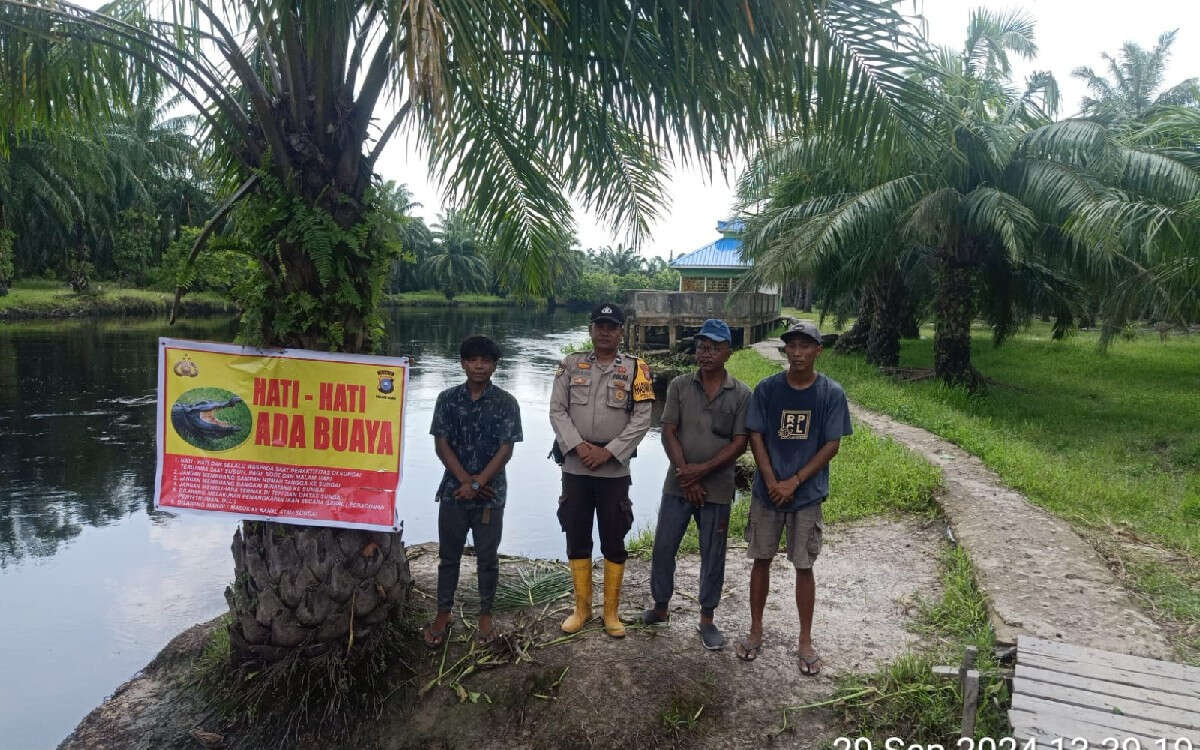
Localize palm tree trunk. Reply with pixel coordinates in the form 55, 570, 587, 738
835, 290, 875, 354
866, 275, 903, 368
226, 522, 412, 663
227, 177, 414, 667
933, 253, 982, 389
899, 294, 921, 339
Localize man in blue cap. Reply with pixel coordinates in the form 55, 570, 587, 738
641, 318, 751, 650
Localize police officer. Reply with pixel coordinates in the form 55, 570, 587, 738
549, 302, 654, 637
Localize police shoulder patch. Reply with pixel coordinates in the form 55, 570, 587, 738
632, 358, 655, 402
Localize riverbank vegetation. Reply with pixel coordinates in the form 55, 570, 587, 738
386, 210, 680, 307
0, 280, 235, 320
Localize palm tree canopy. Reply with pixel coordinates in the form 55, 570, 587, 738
0, 0, 939, 294
733, 9, 1199, 379
1072, 30, 1200, 123
420, 209, 488, 295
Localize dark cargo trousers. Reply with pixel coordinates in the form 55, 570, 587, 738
436, 499, 504, 614
649, 493, 731, 617
557, 473, 634, 563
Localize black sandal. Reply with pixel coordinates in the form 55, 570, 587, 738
423, 621, 452, 649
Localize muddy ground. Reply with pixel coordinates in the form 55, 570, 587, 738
62, 517, 946, 749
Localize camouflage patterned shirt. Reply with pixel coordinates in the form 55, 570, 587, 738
430, 382, 523, 507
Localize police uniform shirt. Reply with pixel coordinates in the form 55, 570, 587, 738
549, 351, 653, 478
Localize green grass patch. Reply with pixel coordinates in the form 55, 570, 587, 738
826, 429, 942, 522
0, 280, 232, 318
726, 347, 783, 385
823, 546, 1009, 742
806, 324, 1199, 659
815, 327, 1200, 556
383, 290, 542, 307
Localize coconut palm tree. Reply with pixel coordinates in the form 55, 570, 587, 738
1073, 30, 1199, 125
0, 0, 940, 674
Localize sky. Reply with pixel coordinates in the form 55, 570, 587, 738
373, 0, 1200, 261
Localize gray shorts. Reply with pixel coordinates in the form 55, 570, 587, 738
744, 499, 824, 569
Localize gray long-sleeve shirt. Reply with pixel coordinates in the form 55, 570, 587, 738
549, 351, 652, 478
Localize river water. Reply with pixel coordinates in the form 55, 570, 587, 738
0, 306, 672, 749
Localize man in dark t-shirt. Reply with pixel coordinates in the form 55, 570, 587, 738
736, 321, 852, 675
424, 335, 523, 649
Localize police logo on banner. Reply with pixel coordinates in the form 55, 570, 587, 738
377, 369, 396, 394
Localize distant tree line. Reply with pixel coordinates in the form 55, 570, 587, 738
386, 208, 679, 308
0, 88, 217, 296
0, 101, 678, 308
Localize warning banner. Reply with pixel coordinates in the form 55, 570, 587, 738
154, 338, 408, 531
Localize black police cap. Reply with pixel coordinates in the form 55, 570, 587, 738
590, 303, 625, 325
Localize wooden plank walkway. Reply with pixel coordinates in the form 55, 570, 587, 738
1010, 635, 1200, 745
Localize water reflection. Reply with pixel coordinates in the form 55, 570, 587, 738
0, 306, 672, 749
0, 317, 239, 566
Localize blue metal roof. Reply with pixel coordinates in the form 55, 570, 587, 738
669, 236, 750, 269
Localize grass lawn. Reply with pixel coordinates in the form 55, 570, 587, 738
383, 290, 543, 307
812, 326, 1200, 553
0, 280, 232, 317
775, 322, 1200, 659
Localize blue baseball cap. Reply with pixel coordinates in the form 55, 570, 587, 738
696, 319, 732, 343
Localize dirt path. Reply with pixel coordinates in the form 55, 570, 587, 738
61, 519, 945, 749
354, 520, 946, 749
752, 340, 1171, 659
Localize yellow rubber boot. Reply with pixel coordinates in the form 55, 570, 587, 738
602, 559, 626, 638
560, 558, 593, 633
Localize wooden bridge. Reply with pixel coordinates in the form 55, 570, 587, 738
1009, 635, 1200, 746
624, 289, 782, 351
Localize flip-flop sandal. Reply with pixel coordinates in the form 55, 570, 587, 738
423, 622, 451, 649
735, 636, 763, 661
474, 625, 499, 646
798, 651, 823, 675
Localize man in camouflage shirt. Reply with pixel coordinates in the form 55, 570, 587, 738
424, 335, 523, 647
